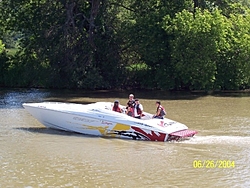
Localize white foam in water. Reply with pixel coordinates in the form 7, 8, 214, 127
182, 135, 250, 145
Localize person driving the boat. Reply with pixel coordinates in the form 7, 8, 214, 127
112, 100, 123, 113
153, 101, 166, 119
134, 99, 143, 119
126, 94, 135, 109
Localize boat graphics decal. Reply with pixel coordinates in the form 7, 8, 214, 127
163, 121, 176, 127
134, 122, 152, 128
80, 124, 110, 135
73, 121, 167, 141
131, 126, 167, 141
108, 130, 150, 140
76, 123, 130, 137
78, 122, 146, 140
157, 121, 165, 127
101, 121, 113, 125
157, 120, 176, 128
73, 116, 98, 123
104, 123, 136, 139
112, 123, 130, 131
46, 120, 165, 141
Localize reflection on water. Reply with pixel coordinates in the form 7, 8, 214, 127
0, 88, 50, 109
0, 88, 250, 187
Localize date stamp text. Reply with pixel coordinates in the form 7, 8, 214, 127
193, 160, 235, 168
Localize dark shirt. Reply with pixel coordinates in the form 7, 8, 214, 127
127, 99, 135, 108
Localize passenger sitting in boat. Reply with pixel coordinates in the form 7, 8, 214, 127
112, 100, 123, 113
126, 103, 134, 117
134, 99, 143, 119
153, 101, 166, 119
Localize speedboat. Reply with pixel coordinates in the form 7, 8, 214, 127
22, 102, 197, 141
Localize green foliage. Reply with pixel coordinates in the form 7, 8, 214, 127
163, 6, 250, 90
215, 7, 250, 89
1, 31, 20, 48
0, 0, 128, 89
0, 40, 5, 53
0, 40, 9, 86
163, 9, 224, 90
2, 52, 50, 87
0, 0, 250, 90
121, 0, 192, 89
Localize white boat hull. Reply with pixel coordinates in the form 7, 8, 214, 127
22, 102, 197, 141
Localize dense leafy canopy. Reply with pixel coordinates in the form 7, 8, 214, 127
0, 0, 250, 90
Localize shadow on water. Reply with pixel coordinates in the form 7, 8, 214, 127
15, 127, 137, 142
1, 88, 249, 109
15, 127, 98, 139
14, 127, 176, 143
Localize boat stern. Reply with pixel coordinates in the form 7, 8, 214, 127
145, 118, 198, 141
167, 129, 197, 141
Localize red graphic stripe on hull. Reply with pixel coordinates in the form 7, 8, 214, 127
132, 126, 166, 141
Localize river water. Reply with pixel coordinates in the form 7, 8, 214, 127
0, 88, 249, 188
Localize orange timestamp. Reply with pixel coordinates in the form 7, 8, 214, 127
193, 160, 235, 168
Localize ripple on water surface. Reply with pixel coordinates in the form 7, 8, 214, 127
0, 89, 250, 187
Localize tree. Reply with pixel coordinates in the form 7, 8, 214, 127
0, 40, 9, 86
163, 9, 228, 90
119, 0, 192, 89
0, 0, 127, 88
215, 4, 250, 89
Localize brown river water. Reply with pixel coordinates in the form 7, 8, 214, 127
0, 88, 249, 188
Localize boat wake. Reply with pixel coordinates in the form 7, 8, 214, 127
182, 135, 250, 145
